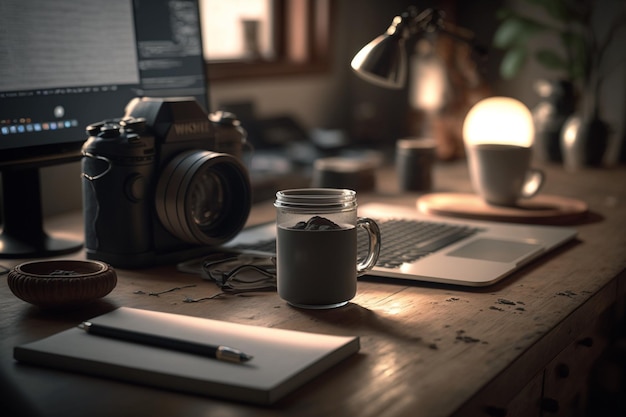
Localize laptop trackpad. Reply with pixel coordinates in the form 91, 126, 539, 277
447, 238, 543, 264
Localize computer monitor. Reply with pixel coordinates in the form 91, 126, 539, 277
0, 0, 209, 258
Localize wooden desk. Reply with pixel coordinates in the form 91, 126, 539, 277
1, 162, 625, 417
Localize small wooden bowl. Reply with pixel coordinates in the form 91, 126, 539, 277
8, 260, 117, 309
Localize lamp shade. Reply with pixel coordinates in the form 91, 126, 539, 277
350, 18, 407, 89
462, 97, 534, 147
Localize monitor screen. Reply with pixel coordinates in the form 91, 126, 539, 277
0, 0, 208, 167
0, 0, 209, 258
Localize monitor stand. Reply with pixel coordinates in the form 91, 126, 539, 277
0, 168, 83, 258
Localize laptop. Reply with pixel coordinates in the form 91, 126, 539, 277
221, 202, 577, 287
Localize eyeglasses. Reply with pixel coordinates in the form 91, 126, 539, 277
201, 254, 277, 294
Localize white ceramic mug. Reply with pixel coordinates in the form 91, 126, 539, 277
467, 144, 545, 206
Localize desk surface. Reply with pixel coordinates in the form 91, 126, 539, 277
1, 161, 625, 417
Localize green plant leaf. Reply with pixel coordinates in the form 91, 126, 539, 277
494, 19, 522, 48
535, 49, 567, 70
561, 31, 589, 78
493, 16, 547, 49
500, 47, 528, 79
561, 31, 587, 53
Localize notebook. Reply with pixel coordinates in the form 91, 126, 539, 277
222, 202, 577, 287
13, 307, 359, 405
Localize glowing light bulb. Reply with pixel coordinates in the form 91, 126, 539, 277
463, 97, 534, 147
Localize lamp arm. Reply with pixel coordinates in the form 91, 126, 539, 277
407, 7, 488, 59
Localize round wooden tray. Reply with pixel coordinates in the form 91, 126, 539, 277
416, 192, 589, 224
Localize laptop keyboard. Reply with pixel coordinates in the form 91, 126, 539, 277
359, 219, 480, 268
230, 218, 481, 270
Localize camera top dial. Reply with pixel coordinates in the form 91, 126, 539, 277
83, 118, 155, 162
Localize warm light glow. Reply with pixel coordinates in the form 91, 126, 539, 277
561, 115, 580, 148
350, 40, 378, 71
409, 47, 447, 112
462, 97, 534, 147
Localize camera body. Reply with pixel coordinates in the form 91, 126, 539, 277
82, 97, 251, 268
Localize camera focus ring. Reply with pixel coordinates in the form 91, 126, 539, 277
155, 150, 251, 246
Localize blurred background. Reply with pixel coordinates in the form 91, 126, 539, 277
39, 0, 626, 215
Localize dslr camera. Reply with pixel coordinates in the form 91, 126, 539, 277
82, 97, 251, 268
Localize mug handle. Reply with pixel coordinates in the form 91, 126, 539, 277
356, 217, 381, 276
520, 168, 545, 199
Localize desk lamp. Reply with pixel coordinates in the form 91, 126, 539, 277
351, 7, 486, 161
351, 7, 485, 89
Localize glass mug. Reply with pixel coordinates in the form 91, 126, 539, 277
274, 189, 381, 309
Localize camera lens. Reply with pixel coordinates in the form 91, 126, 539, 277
156, 150, 251, 245
189, 171, 224, 228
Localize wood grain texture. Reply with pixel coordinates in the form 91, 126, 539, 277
1, 161, 625, 417
416, 192, 589, 224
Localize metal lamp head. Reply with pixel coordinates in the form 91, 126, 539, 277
351, 8, 483, 91
350, 16, 408, 89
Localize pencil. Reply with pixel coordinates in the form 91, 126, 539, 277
78, 321, 253, 363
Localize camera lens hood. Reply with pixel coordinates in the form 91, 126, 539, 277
156, 150, 251, 245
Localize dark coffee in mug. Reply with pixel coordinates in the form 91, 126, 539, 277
277, 224, 357, 309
